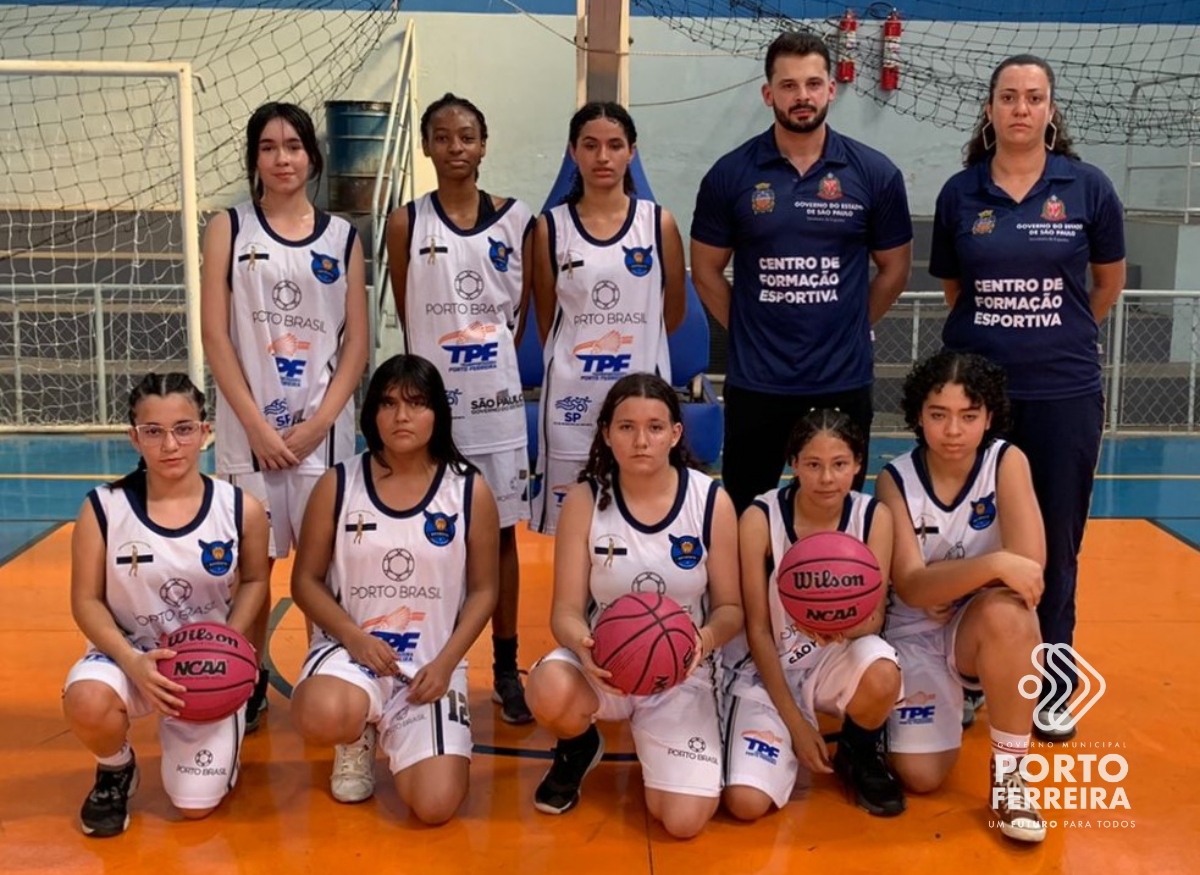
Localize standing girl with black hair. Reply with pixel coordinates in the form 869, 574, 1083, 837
201, 102, 369, 731
289, 355, 499, 824
64, 373, 270, 837
530, 102, 687, 536
387, 93, 535, 724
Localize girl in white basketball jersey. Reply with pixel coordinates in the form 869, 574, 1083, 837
290, 355, 499, 824
876, 352, 1047, 842
723, 410, 906, 821
63, 373, 270, 837
524, 374, 742, 839
386, 94, 535, 726
530, 102, 686, 535
201, 102, 369, 731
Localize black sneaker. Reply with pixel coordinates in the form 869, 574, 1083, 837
533, 725, 605, 815
492, 670, 534, 725
80, 752, 139, 838
245, 668, 270, 734
963, 688, 986, 729
833, 740, 906, 817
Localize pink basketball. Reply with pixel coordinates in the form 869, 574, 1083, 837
157, 622, 259, 722
776, 531, 883, 634
591, 592, 697, 696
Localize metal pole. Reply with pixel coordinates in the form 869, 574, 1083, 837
1189, 299, 1198, 432
12, 300, 22, 425
1108, 299, 1126, 433
94, 284, 109, 425
910, 299, 920, 362
175, 62, 204, 395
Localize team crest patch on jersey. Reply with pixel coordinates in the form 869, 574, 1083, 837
968, 493, 997, 530
424, 511, 458, 547
623, 245, 653, 277
669, 534, 704, 569
817, 172, 843, 201
310, 251, 340, 284
488, 237, 512, 272
971, 210, 996, 235
751, 182, 776, 214
1041, 195, 1067, 222
199, 539, 235, 575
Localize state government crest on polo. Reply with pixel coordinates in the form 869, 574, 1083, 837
1041, 195, 1067, 222
817, 172, 843, 201
751, 182, 775, 214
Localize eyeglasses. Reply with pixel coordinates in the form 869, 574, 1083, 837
133, 421, 204, 445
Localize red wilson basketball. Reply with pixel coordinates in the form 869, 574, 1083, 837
591, 592, 697, 697
157, 622, 259, 722
776, 531, 883, 634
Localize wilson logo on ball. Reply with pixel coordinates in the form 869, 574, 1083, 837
789, 569, 867, 591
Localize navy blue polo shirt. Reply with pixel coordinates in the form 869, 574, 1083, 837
930, 153, 1125, 400
691, 125, 912, 394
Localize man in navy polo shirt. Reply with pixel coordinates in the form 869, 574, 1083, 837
691, 30, 912, 515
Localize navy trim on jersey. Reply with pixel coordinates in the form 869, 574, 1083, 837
914, 446, 987, 513
862, 495, 877, 542
881, 463, 905, 504
430, 191, 518, 237
363, 456, 447, 519
837, 494, 853, 532
545, 209, 560, 283
326, 420, 337, 469
233, 485, 244, 542
344, 224, 358, 267
463, 468, 476, 541
432, 699, 446, 756
227, 710, 242, 793
721, 689, 740, 786
568, 196, 637, 248
88, 489, 108, 541
778, 482, 799, 544
333, 462, 347, 528
252, 203, 331, 248
701, 478, 719, 549
125, 475, 216, 538
611, 463, 688, 534
301, 642, 344, 680
995, 440, 1012, 467
653, 203, 665, 293
226, 206, 239, 290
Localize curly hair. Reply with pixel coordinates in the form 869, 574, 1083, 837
901, 351, 1011, 447
581, 373, 694, 511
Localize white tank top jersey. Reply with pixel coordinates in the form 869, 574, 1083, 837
725, 486, 879, 702
215, 201, 358, 474
882, 439, 1010, 639
315, 453, 474, 671
403, 193, 533, 454
86, 475, 243, 654
539, 198, 672, 462
585, 466, 720, 627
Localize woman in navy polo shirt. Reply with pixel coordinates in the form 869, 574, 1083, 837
929, 54, 1125, 741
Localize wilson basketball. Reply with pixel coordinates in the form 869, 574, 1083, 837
157, 622, 259, 722
776, 531, 883, 634
591, 592, 697, 697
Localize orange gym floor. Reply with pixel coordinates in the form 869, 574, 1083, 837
1, 436, 1197, 874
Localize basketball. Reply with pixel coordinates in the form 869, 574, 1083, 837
775, 531, 883, 634
591, 592, 697, 696
157, 622, 259, 722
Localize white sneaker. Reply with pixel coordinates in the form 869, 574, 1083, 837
331, 724, 377, 803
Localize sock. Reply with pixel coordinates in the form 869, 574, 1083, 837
559, 724, 598, 753
841, 715, 884, 754
96, 741, 133, 769
990, 727, 1031, 762
493, 635, 518, 675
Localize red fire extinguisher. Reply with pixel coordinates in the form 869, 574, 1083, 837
880, 9, 901, 91
836, 9, 858, 84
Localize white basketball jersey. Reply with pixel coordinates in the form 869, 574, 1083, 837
585, 466, 719, 627
538, 198, 672, 462
88, 475, 243, 653
215, 202, 357, 474
317, 453, 473, 671
404, 193, 532, 454
725, 486, 878, 702
883, 440, 1010, 639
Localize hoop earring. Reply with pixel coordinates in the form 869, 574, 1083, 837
981, 120, 995, 152
1045, 121, 1058, 151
